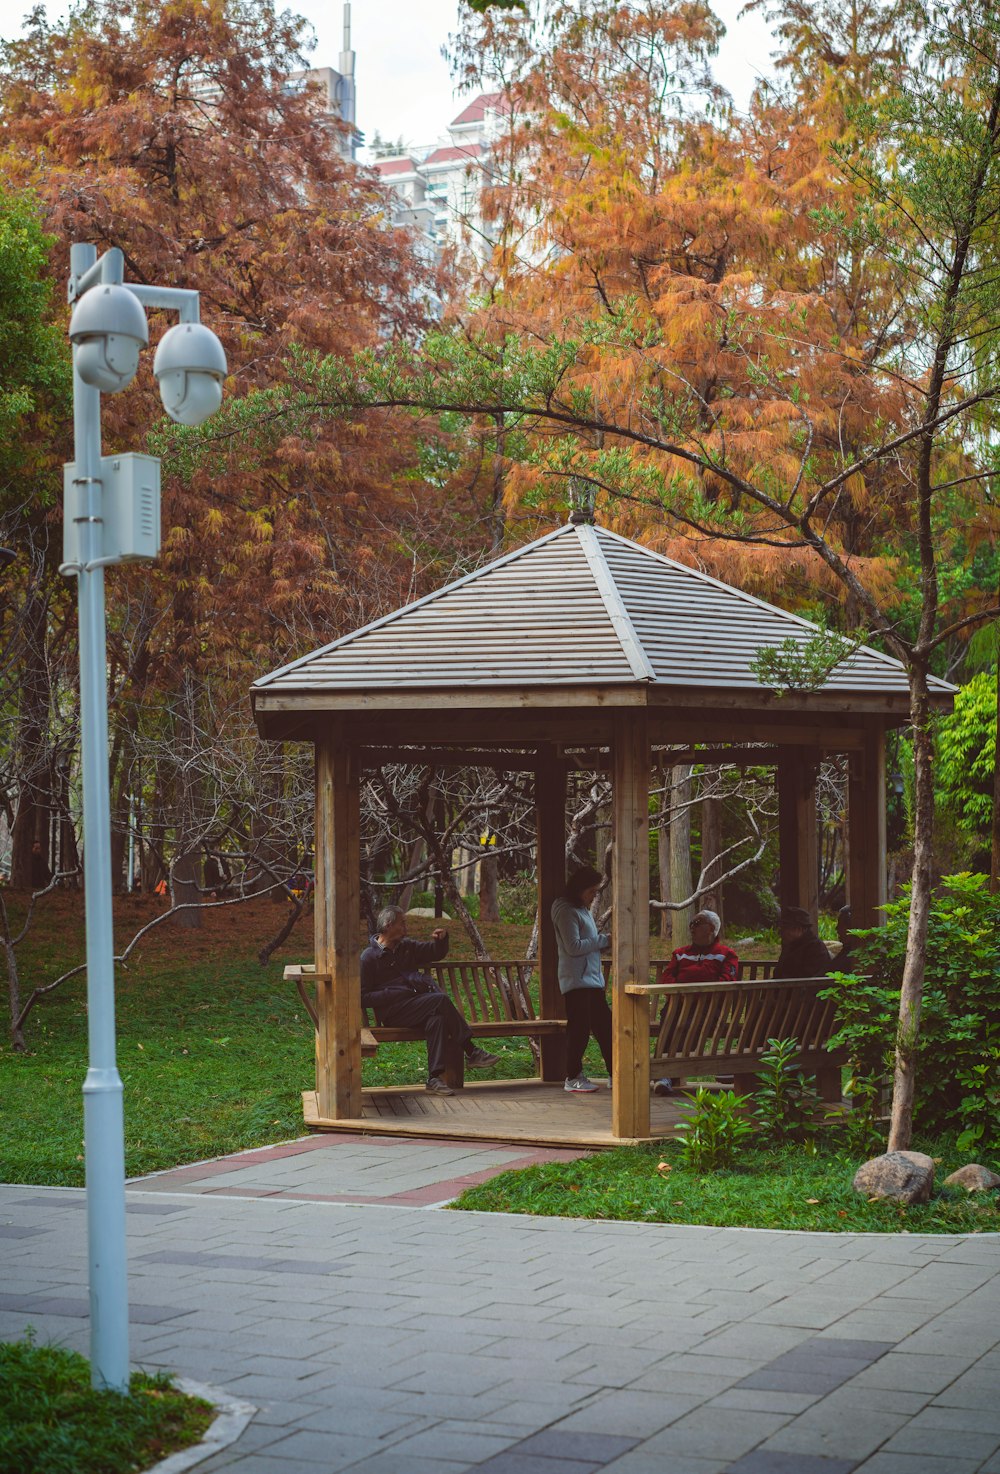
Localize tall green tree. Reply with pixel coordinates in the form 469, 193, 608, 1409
0, 184, 71, 889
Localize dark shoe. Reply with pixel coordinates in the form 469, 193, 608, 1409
426, 1076, 454, 1096
652, 1078, 675, 1097
466, 1047, 500, 1069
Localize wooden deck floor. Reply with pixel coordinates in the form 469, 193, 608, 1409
302, 1077, 686, 1149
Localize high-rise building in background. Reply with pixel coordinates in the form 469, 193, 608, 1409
286, 3, 361, 160
373, 91, 510, 263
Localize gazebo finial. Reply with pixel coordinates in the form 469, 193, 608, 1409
567, 477, 597, 525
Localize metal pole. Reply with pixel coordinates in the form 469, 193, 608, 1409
69, 241, 130, 1392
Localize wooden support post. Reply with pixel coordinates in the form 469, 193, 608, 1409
847, 727, 887, 931
535, 749, 567, 1082
314, 731, 362, 1119
777, 746, 820, 923
611, 711, 650, 1139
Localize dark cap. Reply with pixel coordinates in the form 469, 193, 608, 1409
780, 906, 813, 928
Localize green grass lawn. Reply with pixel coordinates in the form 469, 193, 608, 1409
0, 891, 538, 1185
0, 1334, 213, 1474
5, 892, 996, 1236
451, 1137, 1000, 1233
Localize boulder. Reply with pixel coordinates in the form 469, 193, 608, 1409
853, 1150, 935, 1204
405, 907, 451, 920
942, 1164, 1000, 1193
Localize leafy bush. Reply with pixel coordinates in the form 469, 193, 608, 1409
675, 1086, 755, 1171
822, 873, 1000, 1148
500, 872, 538, 926
753, 1037, 820, 1145
936, 673, 997, 839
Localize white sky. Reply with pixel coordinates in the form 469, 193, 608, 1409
0, 0, 776, 156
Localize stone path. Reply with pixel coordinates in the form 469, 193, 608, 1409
3, 1132, 999, 1473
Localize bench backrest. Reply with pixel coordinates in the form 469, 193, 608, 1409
604, 958, 778, 983
360, 959, 539, 1028
654, 977, 837, 1060
432, 961, 539, 1025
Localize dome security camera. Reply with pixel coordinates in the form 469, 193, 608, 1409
153, 322, 228, 427
69, 284, 149, 393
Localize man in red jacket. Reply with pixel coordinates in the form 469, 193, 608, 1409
653, 909, 739, 1096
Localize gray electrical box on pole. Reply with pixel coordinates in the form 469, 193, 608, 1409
63, 453, 161, 567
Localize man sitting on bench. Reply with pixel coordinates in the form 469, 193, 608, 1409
360, 905, 499, 1096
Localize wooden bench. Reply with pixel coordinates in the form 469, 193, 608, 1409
283, 960, 566, 1089
285, 957, 843, 1097
627, 974, 846, 1101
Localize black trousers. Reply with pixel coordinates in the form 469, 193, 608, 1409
378, 991, 473, 1080
564, 986, 613, 1079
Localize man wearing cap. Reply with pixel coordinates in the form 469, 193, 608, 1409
775, 906, 833, 979
653, 909, 739, 1096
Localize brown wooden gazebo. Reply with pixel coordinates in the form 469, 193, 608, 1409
252, 520, 953, 1143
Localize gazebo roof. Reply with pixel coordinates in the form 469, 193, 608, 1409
253, 523, 953, 705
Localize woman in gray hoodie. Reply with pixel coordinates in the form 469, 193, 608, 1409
551, 866, 613, 1093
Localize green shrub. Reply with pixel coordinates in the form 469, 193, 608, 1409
500, 872, 538, 926
822, 873, 1000, 1148
675, 1086, 755, 1171
753, 1037, 820, 1145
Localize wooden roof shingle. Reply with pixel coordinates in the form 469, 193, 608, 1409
253, 523, 954, 701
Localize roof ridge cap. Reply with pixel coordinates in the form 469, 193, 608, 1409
575, 525, 656, 682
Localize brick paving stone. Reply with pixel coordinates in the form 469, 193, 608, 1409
852, 1455, 986, 1474
639, 1408, 793, 1461
546, 1390, 701, 1438
516, 1430, 641, 1461
850, 1354, 975, 1394
919, 1406, 1000, 1435
473, 1455, 602, 1474
878, 1425, 1000, 1460
723, 1454, 859, 1474
249, 1427, 382, 1466
708, 1389, 821, 1415
602, 1456, 725, 1474
378, 1428, 521, 1462
761, 1408, 909, 1461
334, 1457, 469, 1474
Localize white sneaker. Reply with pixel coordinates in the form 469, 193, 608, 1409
564, 1074, 599, 1093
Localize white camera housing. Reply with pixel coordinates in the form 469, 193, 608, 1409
153, 322, 228, 426
69, 285, 149, 393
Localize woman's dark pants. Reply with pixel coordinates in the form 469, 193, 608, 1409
564, 986, 613, 1079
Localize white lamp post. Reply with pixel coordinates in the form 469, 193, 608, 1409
62, 243, 227, 1392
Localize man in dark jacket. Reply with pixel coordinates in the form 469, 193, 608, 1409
360, 905, 499, 1096
775, 905, 832, 978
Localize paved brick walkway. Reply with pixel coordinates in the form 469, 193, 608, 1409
3, 1133, 999, 1473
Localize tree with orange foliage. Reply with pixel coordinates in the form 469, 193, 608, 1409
283, 0, 1000, 1149
0, 0, 444, 914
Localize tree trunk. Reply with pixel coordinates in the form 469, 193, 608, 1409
171, 674, 203, 929
992, 632, 999, 894
10, 588, 50, 889
1, 892, 25, 1051
700, 793, 723, 927
396, 836, 426, 913
670, 764, 693, 949
479, 849, 500, 923
656, 786, 670, 940
887, 672, 935, 1151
